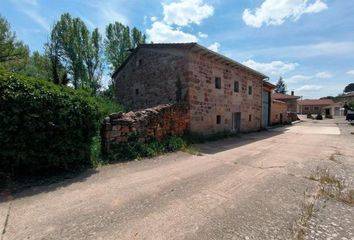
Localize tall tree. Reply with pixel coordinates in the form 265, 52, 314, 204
48, 13, 103, 91
131, 27, 146, 48
0, 15, 29, 64
83, 28, 103, 94
104, 22, 145, 73
275, 77, 287, 94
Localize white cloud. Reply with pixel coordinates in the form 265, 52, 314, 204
286, 75, 312, 83
286, 71, 334, 83
87, 1, 128, 31
198, 32, 208, 38
315, 71, 333, 78
296, 85, 323, 92
11, 0, 49, 31
347, 70, 354, 76
243, 0, 328, 28
208, 42, 220, 52
146, 21, 198, 43
163, 0, 214, 26
146, 0, 214, 43
239, 41, 354, 59
242, 59, 298, 76
21, 9, 49, 31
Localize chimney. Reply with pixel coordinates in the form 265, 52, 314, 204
291, 91, 294, 96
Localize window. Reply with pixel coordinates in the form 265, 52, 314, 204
305, 107, 309, 110
135, 89, 139, 95
249, 114, 252, 122
215, 77, 221, 89
216, 115, 221, 124
234, 81, 239, 93
248, 86, 253, 95
314, 107, 319, 110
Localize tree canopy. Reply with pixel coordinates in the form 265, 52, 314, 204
344, 83, 354, 93
275, 77, 287, 94
0, 13, 145, 97
105, 22, 146, 73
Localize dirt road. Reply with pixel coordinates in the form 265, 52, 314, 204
1, 117, 353, 240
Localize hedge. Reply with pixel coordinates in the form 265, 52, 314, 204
0, 68, 99, 176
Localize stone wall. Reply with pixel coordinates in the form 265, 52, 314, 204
101, 104, 190, 154
114, 47, 190, 111
271, 100, 288, 125
187, 52, 263, 134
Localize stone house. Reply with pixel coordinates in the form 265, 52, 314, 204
271, 100, 288, 124
297, 99, 335, 115
112, 43, 268, 134
272, 92, 300, 113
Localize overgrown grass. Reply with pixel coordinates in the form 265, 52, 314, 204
106, 135, 198, 162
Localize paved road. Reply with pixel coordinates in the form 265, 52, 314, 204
1, 118, 353, 240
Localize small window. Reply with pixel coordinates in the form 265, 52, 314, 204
216, 115, 221, 124
135, 89, 139, 95
314, 107, 319, 110
215, 77, 221, 89
248, 86, 253, 95
234, 81, 239, 93
305, 107, 309, 110
249, 114, 252, 122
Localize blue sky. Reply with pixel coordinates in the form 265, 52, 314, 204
2, 0, 354, 98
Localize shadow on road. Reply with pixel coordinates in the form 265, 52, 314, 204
197, 127, 288, 155
0, 168, 98, 203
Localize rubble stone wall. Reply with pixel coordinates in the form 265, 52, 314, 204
101, 104, 190, 154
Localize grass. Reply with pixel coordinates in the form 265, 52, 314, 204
294, 191, 317, 240
307, 167, 354, 206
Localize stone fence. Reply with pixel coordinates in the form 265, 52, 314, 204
101, 104, 190, 154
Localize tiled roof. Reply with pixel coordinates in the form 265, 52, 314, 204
272, 93, 300, 100
297, 99, 335, 106
112, 43, 268, 79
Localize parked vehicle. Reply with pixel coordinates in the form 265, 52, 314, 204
346, 110, 354, 121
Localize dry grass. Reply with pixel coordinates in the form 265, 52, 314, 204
293, 191, 317, 240
308, 167, 354, 206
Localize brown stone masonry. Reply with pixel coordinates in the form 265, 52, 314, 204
101, 104, 190, 154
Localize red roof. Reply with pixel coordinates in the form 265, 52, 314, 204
297, 99, 335, 106
272, 93, 300, 100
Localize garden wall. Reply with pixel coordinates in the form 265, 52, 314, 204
101, 104, 190, 154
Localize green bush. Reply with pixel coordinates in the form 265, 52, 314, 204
107, 136, 188, 162
0, 69, 99, 176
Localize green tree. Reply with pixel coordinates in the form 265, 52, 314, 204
83, 28, 103, 95
48, 13, 103, 92
20, 51, 52, 80
104, 22, 145, 72
0, 15, 29, 64
344, 83, 354, 93
275, 77, 287, 94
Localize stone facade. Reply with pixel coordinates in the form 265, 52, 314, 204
114, 47, 190, 110
271, 100, 288, 125
101, 104, 190, 153
187, 52, 263, 134
113, 43, 267, 135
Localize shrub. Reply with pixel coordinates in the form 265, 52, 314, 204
107, 136, 189, 162
316, 114, 323, 120
0, 69, 99, 176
